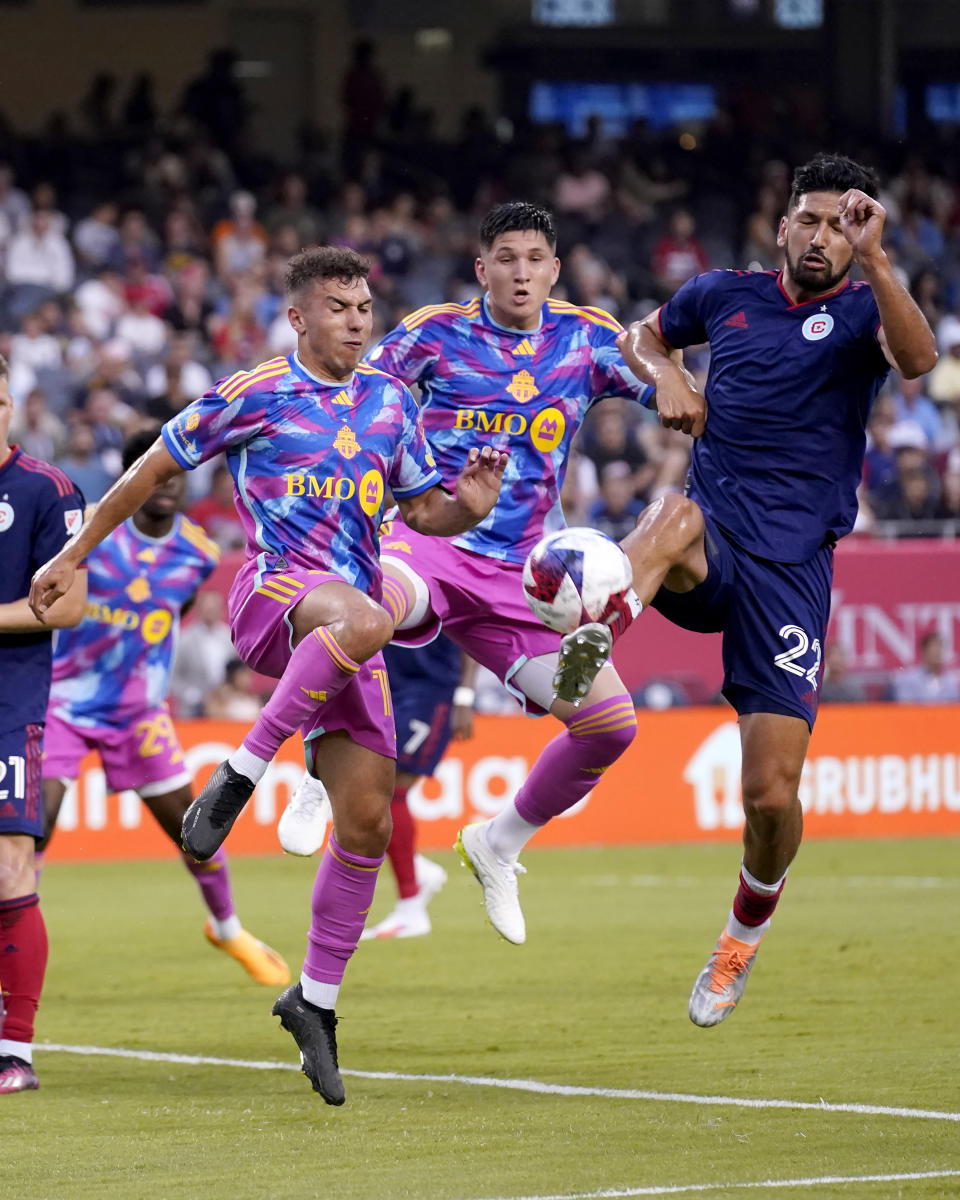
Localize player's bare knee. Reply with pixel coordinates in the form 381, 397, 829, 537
741, 772, 800, 833
0, 835, 33, 898
329, 595, 394, 662
336, 800, 392, 857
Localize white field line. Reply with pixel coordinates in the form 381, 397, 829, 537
467, 1170, 960, 1200
582, 875, 960, 889
36, 1042, 960, 1123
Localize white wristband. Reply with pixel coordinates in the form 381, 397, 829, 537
453, 686, 476, 708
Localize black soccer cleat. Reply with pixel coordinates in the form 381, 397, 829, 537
272, 983, 345, 1106
181, 760, 256, 860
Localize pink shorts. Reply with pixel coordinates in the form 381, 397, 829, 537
43, 706, 191, 795
228, 560, 396, 761
380, 516, 561, 714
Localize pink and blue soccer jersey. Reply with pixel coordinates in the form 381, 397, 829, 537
368, 296, 655, 564
48, 514, 220, 728
160, 354, 442, 602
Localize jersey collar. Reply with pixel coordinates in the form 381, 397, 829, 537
291, 352, 355, 389
775, 270, 850, 309
481, 294, 545, 335
0, 444, 20, 480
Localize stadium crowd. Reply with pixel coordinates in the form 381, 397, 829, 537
2, 52, 959, 713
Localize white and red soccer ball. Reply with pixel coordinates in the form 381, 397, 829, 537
522, 527, 633, 635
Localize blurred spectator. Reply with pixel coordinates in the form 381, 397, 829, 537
73, 201, 120, 271
554, 148, 612, 232
927, 319, 960, 408
212, 190, 268, 280
872, 434, 940, 526
265, 172, 325, 247
742, 184, 783, 270
145, 332, 212, 407
9, 387, 67, 461
187, 463, 245, 551
54, 422, 114, 501
936, 448, 960, 522
180, 48, 249, 154
862, 394, 899, 506
579, 401, 654, 500
73, 266, 126, 341
164, 260, 215, 339
651, 209, 709, 297
890, 375, 942, 449
588, 462, 645, 542
891, 632, 960, 704
0, 162, 30, 232
110, 208, 162, 274
209, 275, 267, 371
6, 208, 75, 293
204, 658, 264, 721
116, 283, 167, 359
10, 309, 62, 372
340, 39, 388, 170
818, 642, 867, 703
171, 591, 236, 717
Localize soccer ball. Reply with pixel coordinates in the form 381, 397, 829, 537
522, 527, 633, 635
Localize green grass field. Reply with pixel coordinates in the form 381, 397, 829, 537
9, 839, 960, 1200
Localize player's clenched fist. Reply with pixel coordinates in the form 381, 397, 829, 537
30, 555, 77, 620
837, 188, 886, 260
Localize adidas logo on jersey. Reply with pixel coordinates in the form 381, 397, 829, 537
725, 311, 749, 329
512, 338, 535, 356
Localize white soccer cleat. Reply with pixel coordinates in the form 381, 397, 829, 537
688, 930, 762, 1027
413, 853, 448, 905
553, 622, 613, 706
360, 900, 432, 940
278, 773, 332, 856
455, 821, 526, 945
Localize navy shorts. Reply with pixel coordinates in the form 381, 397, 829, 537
0, 723, 45, 838
651, 518, 833, 730
384, 639, 460, 777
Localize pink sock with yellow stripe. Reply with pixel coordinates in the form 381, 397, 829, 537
486, 696, 637, 859
243, 626, 360, 760
302, 836, 385, 1005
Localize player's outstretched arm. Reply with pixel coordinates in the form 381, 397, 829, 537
396, 446, 508, 537
617, 315, 706, 437
837, 189, 938, 379
30, 438, 183, 620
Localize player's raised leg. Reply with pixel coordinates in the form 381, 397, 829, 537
272, 731, 393, 1105
551, 494, 707, 704
182, 579, 393, 860
689, 712, 807, 1026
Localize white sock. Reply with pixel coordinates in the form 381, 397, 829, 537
625, 588, 643, 620
0, 1038, 32, 1063
209, 914, 243, 941
229, 745, 269, 784
741, 862, 787, 894
725, 911, 770, 945
484, 803, 540, 861
301, 972, 338, 1010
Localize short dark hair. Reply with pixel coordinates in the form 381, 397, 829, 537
789, 153, 880, 208
284, 246, 370, 298
122, 427, 161, 473
479, 201, 557, 251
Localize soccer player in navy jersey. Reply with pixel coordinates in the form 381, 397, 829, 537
589, 153, 937, 1025
0, 354, 87, 1093
39, 430, 290, 989
29, 247, 506, 1105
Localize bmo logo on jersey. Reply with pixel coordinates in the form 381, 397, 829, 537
802, 313, 835, 341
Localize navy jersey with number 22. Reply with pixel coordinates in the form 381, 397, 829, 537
659, 270, 889, 563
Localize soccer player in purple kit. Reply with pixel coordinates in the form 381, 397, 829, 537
0, 354, 87, 1094
366, 201, 653, 945
38, 430, 290, 988
30, 246, 507, 1105
580, 154, 938, 1025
